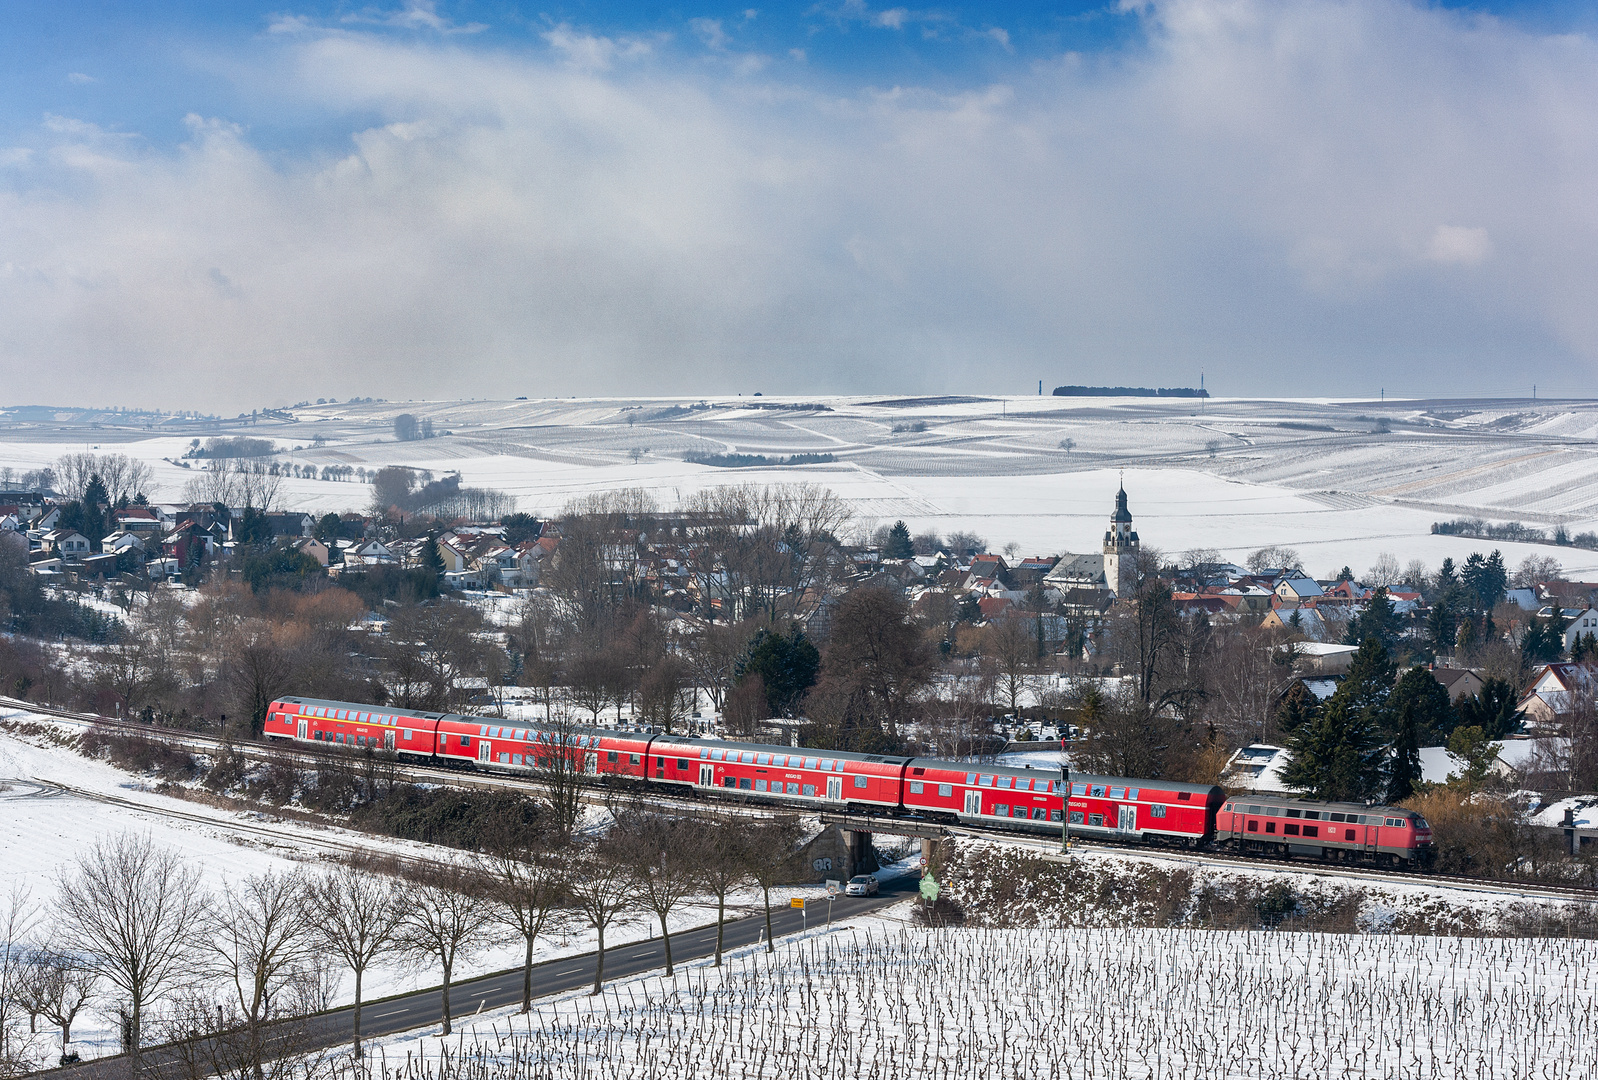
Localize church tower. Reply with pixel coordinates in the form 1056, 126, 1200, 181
1102, 482, 1139, 597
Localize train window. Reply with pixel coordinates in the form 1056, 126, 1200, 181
1090, 786, 1106, 798
913, 767, 925, 776
1286, 808, 1301, 818
1223, 802, 1233, 812
979, 775, 994, 787
1051, 810, 1063, 822
676, 758, 688, 770
723, 777, 736, 788
756, 754, 769, 765
460, 735, 470, 746
404, 730, 412, 741
630, 754, 640, 765
820, 759, 835, 771
1072, 783, 1087, 796
909, 782, 924, 794
1127, 788, 1139, 801
966, 773, 978, 785
480, 725, 489, 736
786, 783, 799, 795
1068, 811, 1084, 824
1108, 786, 1124, 799
939, 784, 952, 797
1268, 808, 1282, 817
803, 784, 816, 797
1284, 823, 1299, 835
740, 753, 753, 764
994, 804, 1009, 817
1329, 813, 1345, 822
1415, 817, 1430, 829
1246, 820, 1259, 832
755, 780, 768, 792
1345, 829, 1356, 841
701, 748, 710, 759
738, 778, 751, 790
1304, 811, 1320, 820
1247, 805, 1261, 814
1015, 807, 1030, 819
1178, 792, 1192, 801
997, 777, 1012, 790
1032, 808, 1047, 820
607, 751, 618, 763
1088, 814, 1105, 827
1303, 825, 1318, 837
513, 755, 523, 766
805, 758, 819, 770
1151, 805, 1166, 818
711, 750, 725, 761
1265, 822, 1276, 834
854, 776, 868, 789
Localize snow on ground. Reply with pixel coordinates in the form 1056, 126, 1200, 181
347, 911, 1598, 1080
10, 395, 1598, 578
0, 711, 882, 1066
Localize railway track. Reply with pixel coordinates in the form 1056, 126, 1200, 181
7, 696, 1598, 903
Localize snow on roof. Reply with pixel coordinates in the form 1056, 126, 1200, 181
1222, 744, 1298, 794
1294, 642, 1359, 657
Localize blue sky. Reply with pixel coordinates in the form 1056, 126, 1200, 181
2, 1, 1597, 409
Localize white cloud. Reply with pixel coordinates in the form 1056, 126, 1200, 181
1425, 225, 1493, 266
0, 0, 1595, 410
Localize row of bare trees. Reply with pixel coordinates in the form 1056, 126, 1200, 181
4, 804, 808, 1078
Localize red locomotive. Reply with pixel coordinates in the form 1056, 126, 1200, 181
262, 695, 1433, 866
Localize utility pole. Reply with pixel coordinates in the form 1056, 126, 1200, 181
1060, 758, 1071, 855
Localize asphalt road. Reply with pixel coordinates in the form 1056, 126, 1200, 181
43, 877, 917, 1079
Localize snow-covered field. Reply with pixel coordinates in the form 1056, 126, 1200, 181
10, 394, 1598, 577
0, 712, 864, 1066
346, 918, 1598, 1080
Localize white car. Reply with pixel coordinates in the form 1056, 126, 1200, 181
844, 874, 879, 897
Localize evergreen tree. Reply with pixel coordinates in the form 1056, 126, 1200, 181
82, 473, 109, 550
1521, 615, 1565, 665
1275, 680, 1321, 735
1461, 550, 1507, 613
1456, 677, 1523, 740
735, 626, 821, 718
1343, 588, 1401, 654
1385, 698, 1422, 803
421, 533, 446, 585
1389, 665, 1457, 744
884, 520, 914, 560
1335, 566, 1354, 583
1340, 637, 1398, 718
1426, 601, 1456, 655
1280, 693, 1384, 801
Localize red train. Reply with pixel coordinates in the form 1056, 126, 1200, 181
263, 695, 1434, 866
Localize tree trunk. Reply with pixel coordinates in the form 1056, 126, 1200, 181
591, 921, 605, 996
714, 892, 726, 967
353, 966, 364, 1057
521, 933, 534, 1012
659, 912, 674, 976
440, 961, 453, 1036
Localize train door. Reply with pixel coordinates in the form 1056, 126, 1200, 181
963, 790, 982, 816
477, 740, 491, 764
826, 777, 843, 802
699, 764, 715, 787
1363, 820, 1378, 858
383, 730, 395, 751
296, 717, 307, 740
1118, 804, 1137, 833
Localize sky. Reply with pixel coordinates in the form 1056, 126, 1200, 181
1, 0, 1596, 412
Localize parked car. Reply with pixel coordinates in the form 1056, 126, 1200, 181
845, 874, 878, 897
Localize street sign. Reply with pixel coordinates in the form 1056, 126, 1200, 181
919, 874, 940, 902
789, 897, 806, 909
917, 855, 928, 869
826, 879, 841, 897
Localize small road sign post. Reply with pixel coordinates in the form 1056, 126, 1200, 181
791, 896, 806, 931
826, 879, 841, 928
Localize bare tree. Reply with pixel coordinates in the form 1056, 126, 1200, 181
0, 887, 40, 1076
19, 948, 96, 1064
397, 866, 499, 1036
203, 870, 317, 1079
483, 849, 571, 1012
694, 816, 751, 968
613, 814, 697, 976
566, 849, 634, 996
741, 816, 804, 955
305, 863, 402, 1057
981, 617, 1038, 718
55, 834, 209, 1061
530, 711, 592, 840
637, 657, 697, 734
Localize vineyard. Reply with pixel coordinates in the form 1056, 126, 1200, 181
353, 925, 1598, 1080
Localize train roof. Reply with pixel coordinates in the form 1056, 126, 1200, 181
906, 758, 1224, 795
274, 695, 448, 720
649, 734, 913, 767
1226, 792, 1414, 816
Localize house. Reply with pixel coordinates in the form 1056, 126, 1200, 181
261, 512, 315, 539
101, 530, 146, 555
161, 521, 213, 566
1517, 663, 1597, 731
342, 539, 396, 568
1275, 577, 1325, 604
79, 551, 121, 579
41, 529, 91, 560
0, 514, 19, 533
1561, 607, 1598, 653
34, 507, 61, 532
1430, 666, 1484, 703
1221, 744, 1298, 794
114, 507, 165, 535
1287, 641, 1359, 674
292, 536, 330, 567
1260, 605, 1330, 641
435, 536, 471, 574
